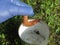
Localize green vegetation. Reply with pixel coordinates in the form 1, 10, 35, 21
0, 0, 60, 45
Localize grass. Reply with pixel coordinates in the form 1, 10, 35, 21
0, 0, 60, 45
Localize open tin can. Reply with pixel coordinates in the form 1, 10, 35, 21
18, 19, 49, 45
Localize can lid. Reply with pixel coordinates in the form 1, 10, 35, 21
18, 20, 49, 45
